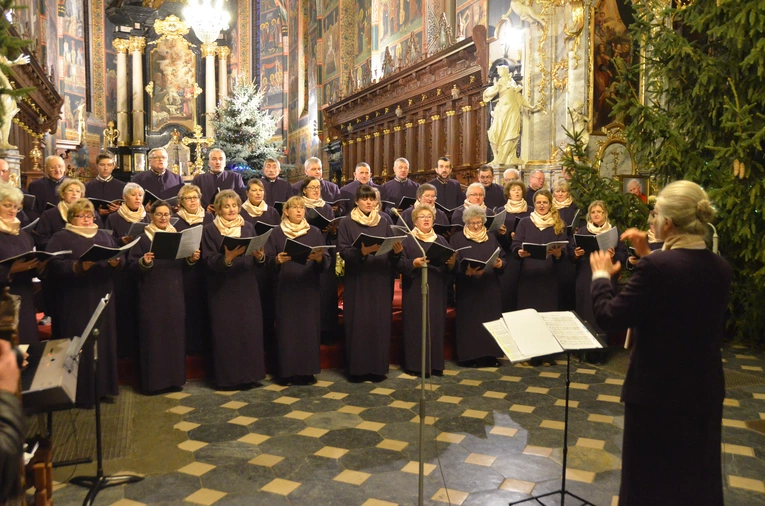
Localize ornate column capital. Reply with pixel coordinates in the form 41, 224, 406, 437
128, 36, 146, 54
112, 38, 130, 54
202, 42, 218, 58
216, 46, 231, 60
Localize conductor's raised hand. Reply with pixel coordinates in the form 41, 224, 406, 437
0, 339, 19, 394
621, 228, 651, 258
224, 245, 246, 263
590, 250, 621, 277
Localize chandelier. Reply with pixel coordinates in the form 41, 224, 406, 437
183, 0, 230, 45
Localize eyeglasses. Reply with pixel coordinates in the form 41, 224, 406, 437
151, 156, 168, 160
182, 195, 200, 201
74, 214, 94, 220
153, 213, 171, 218
305, 185, 321, 190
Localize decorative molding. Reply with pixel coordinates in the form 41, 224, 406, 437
128, 36, 146, 54
152, 15, 190, 43
112, 38, 130, 54
216, 46, 231, 60
201, 42, 218, 58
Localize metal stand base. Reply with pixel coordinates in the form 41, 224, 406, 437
70, 474, 144, 506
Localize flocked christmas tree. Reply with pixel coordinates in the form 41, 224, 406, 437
210, 78, 282, 177
607, 0, 765, 343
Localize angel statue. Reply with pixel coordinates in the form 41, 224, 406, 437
503, 0, 545, 28
0, 54, 31, 149
569, 100, 589, 148
482, 65, 540, 166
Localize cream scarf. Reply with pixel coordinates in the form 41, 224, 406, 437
463, 225, 489, 243
65, 223, 99, 238
280, 218, 311, 239
647, 229, 660, 243
553, 196, 573, 209
662, 234, 707, 251
463, 199, 487, 211
303, 196, 326, 209
117, 202, 146, 223
411, 226, 437, 243
177, 206, 206, 225
57, 201, 69, 222
213, 214, 245, 238
242, 199, 267, 217
530, 211, 556, 231
144, 222, 177, 241
586, 220, 613, 235
0, 217, 20, 235
504, 199, 528, 214
350, 206, 381, 227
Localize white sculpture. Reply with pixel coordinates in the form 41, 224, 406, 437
483, 65, 538, 166
504, 0, 545, 28
0, 54, 30, 150
570, 100, 590, 148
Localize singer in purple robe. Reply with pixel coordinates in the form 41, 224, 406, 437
398, 184, 450, 229
85, 152, 126, 218
496, 181, 530, 312
427, 156, 465, 209
477, 165, 505, 209
35, 179, 103, 251
339, 162, 378, 215
553, 179, 579, 310
26, 155, 65, 220
260, 157, 293, 206
380, 158, 419, 215
44, 199, 120, 407
450, 182, 495, 225
192, 148, 246, 211
131, 148, 184, 200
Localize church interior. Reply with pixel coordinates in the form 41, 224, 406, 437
1, 0, 764, 504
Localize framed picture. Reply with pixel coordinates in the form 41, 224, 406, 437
148, 37, 199, 132
620, 175, 648, 204
133, 152, 146, 173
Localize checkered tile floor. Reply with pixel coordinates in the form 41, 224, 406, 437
49, 345, 765, 505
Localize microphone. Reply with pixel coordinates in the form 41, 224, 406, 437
708, 223, 719, 254
391, 208, 427, 260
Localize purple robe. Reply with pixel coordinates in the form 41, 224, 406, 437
308, 204, 340, 336
427, 178, 465, 210
525, 186, 544, 207
399, 207, 449, 229
0, 230, 39, 344
128, 235, 188, 392
399, 235, 450, 373
557, 204, 580, 310
26, 177, 61, 220
339, 179, 378, 214
85, 178, 126, 202
240, 206, 280, 228
449, 231, 505, 362
35, 207, 104, 251
380, 178, 419, 214
45, 229, 120, 406
497, 210, 530, 312
192, 170, 246, 209
260, 177, 293, 206
265, 226, 330, 378
131, 170, 185, 200
201, 221, 265, 387
337, 216, 400, 376
483, 183, 505, 209
512, 218, 568, 312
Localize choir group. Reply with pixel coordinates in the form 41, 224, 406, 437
0, 149, 658, 405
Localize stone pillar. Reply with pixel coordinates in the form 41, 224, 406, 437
112, 38, 130, 147
216, 46, 230, 103
393, 125, 404, 175
373, 131, 381, 175
462, 105, 474, 167
202, 42, 218, 137
128, 36, 146, 146
382, 128, 392, 177
445, 109, 458, 166
417, 118, 428, 173
431, 114, 444, 169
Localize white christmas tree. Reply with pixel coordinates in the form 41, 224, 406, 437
211, 78, 282, 173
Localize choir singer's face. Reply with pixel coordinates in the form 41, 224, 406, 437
356, 196, 377, 214
285, 204, 305, 224
151, 205, 172, 230
97, 158, 115, 179
0, 198, 19, 221
414, 211, 434, 233
263, 161, 280, 180
589, 205, 606, 226
419, 190, 436, 206
70, 210, 95, 227
247, 184, 265, 205
466, 217, 484, 232
554, 188, 569, 203
303, 181, 322, 200
62, 184, 83, 205
219, 198, 240, 220
393, 161, 409, 180
466, 188, 485, 206
125, 190, 143, 211
181, 192, 201, 213
509, 185, 523, 202
534, 195, 551, 215
354, 165, 372, 184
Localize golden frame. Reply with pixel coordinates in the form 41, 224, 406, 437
593, 122, 636, 178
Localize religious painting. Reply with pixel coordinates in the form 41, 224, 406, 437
57, 0, 86, 139
43, 0, 58, 75
323, 7, 340, 79
354, 0, 372, 66
379, 0, 424, 49
148, 38, 198, 132
457, 0, 486, 40
324, 76, 340, 105
589, 0, 636, 133
620, 175, 648, 203
260, 2, 286, 57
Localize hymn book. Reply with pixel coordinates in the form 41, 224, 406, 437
574, 227, 618, 254
22, 194, 35, 211
218, 228, 273, 255
306, 208, 343, 229
382, 196, 417, 211
352, 233, 408, 257
433, 223, 463, 236
88, 197, 124, 211
483, 309, 603, 363
283, 238, 336, 265
0, 249, 72, 265
485, 210, 507, 232
150, 226, 204, 260
79, 237, 141, 262
459, 246, 501, 272
21, 218, 39, 232
126, 222, 148, 238
566, 209, 581, 235
521, 241, 568, 260
425, 243, 471, 268
254, 221, 277, 236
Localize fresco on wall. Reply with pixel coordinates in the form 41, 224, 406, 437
457, 0, 486, 40
148, 38, 197, 132
354, 0, 371, 66
260, 0, 286, 57
57, 0, 86, 140
323, 7, 340, 79
379, 0, 423, 49
260, 0, 286, 139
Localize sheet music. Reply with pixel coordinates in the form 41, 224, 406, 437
482, 319, 530, 362
375, 235, 408, 256
540, 312, 603, 349
177, 225, 203, 259
488, 210, 507, 232
245, 228, 273, 255
502, 309, 564, 357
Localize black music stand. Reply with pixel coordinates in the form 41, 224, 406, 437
68, 294, 143, 505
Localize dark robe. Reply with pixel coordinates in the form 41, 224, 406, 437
591, 249, 731, 506
85, 178, 126, 202
291, 178, 342, 202
192, 170, 246, 209
260, 177, 293, 206
399, 207, 449, 229
35, 207, 104, 251
557, 204, 580, 310
512, 217, 568, 312
525, 186, 544, 207
265, 226, 330, 378
496, 209, 530, 312
26, 177, 61, 220
132, 170, 185, 200
450, 205, 495, 225
380, 178, 419, 214
173, 212, 214, 355
573, 226, 627, 337
399, 235, 450, 373
483, 183, 505, 209
201, 221, 265, 387
427, 178, 464, 210
105, 211, 149, 358
339, 179, 378, 215
240, 205, 280, 228
449, 231, 505, 361
337, 216, 400, 376
45, 229, 120, 407
307, 204, 340, 338
17, 210, 30, 228
128, 235, 188, 392
0, 230, 39, 344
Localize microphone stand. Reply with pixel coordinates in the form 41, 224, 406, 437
392, 209, 428, 506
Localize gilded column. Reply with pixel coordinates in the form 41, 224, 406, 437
347, 137, 356, 176
405, 121, 416, 171
202, 42, 218, 137
372, 131, 381, 174
129, 36, 146, 146
342, 141, 350, 179
393, 125, 404, 173
112, 38, 130, 146
417, 117, 428, 172
462, 105, 474, 167
216, 46, 230, 103
382, 128, 392, 177
445, 110, 458, 166
364, 134, 372, 165
430, 114, 444, 169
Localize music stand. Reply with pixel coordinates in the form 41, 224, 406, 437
68, 293, 143, 505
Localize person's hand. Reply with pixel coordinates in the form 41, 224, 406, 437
361, 243, 381, 256
413, 257, 428, 268
392, 241, 403, 255
550, 246, 562, 259
466, 264, 484, 277
144, 203, 152, 213
276, 252, 291, 264
0, 339, 20, 394
252, 247, 265, 261
498, 224, 507, 236
189, 250, 201, 263
606, 247, 615, 258
36, 259, 50, 273
628, 255, 639, 266
224, 245, 246, 263
98, 207, 110, 217
142, 252, 155, 265
446, 252, 457, 268
517, 249, 531, 258
108, 257, 122, 268
324, 221, 339, 235
80, 260, 95, 272
621, 228, 650, 258
107, 202, 121, 213
331, 205, 340, 214
308, 248, 324, 262
493, 257, 503, 269
206, 204, 216, 214
574, 247, 585, 259
510, 231, 515, 239
121, 236, 134, 245
590, 250, 621, 277
10, 258, 38, 274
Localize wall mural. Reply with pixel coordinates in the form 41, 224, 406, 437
57, 0, 86, 141
148, 38, 198, 132
323, 6, 340, 80
260, 0, 286, 139
457, 0, 486, 40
